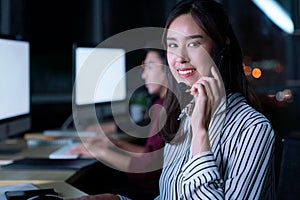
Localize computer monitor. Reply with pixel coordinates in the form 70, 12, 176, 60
0, 35, 31, 141
72, 43, 127, 123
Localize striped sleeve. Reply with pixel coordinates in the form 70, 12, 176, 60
224, 121, 275, 199
178, 120, 274, 200
116, 195, 132, 200
181, 151, 223, 199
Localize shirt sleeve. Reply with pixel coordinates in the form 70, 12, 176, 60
180, 122, 275, 200
128, 99, 165, 172
116, 195, 132, 200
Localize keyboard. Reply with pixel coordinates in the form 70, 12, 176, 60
43, 129, 97, 137
49, 142, 80, 159
48, 131, 132, 159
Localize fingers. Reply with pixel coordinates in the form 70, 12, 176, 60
211, 65, 221, 82
69, 142, 92, 153
68, 144, 85, 154
190, 81, 206, 97
191, 66, 224, 99
68, 143, 95, 158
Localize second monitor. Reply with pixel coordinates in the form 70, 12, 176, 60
73, 44, 127, 106
72, 43, 127, 125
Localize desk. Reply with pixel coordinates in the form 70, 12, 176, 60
0, 138, 87, 198
0, 181, 86, 199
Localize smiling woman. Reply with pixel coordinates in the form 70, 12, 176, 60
157, 0, 275, 199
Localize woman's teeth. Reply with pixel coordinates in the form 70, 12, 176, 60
178, 69, 195, 75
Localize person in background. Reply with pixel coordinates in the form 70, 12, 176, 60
69, 47, 167, 199
68, 0, 275, 199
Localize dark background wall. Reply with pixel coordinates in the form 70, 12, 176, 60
1, 0, 300, 137
1, 0, 174, 131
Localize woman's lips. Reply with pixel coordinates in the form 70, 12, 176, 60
177, 68, 196, 78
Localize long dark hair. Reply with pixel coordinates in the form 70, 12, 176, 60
160, 0, 261, 143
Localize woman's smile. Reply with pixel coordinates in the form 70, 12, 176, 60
177, 67, 196, 78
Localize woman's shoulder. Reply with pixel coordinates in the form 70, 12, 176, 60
226, 93, 272, 126
225, 93, 274, 143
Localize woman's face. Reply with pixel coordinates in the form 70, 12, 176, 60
141, 51, 167, 98
166, 13, 215, 87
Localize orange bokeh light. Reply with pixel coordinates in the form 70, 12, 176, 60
252, 67, 262, 79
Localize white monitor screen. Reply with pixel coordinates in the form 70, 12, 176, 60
74, 46, 126, 106
0, 38, 30, 120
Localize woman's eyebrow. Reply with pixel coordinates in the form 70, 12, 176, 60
188, 34, 204, 39
166, 37, 176, 41
166, 35, 204, 41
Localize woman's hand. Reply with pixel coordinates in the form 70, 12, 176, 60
189, 66, 225, 155
68, 142, 94, 158
69, 136, 116, 158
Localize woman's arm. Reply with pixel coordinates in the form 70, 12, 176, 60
69, 136, 134, 171
181, 122, 275, 199
113, 139, 144, 153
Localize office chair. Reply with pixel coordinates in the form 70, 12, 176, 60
276, 137, 300, 199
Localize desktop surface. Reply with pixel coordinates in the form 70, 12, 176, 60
0, 181, 87, 199
1, 158, 97, 170
0, 138, 95, 181
0, 138, 89, 199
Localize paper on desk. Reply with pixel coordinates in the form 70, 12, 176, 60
0, 183, 37, 199
0, 160, 13, 166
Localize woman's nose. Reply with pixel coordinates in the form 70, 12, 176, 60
176, 55, 189, 63
175, 48, 189, 63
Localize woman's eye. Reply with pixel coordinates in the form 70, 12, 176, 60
167, 43, 177, 48
188, 42, 200, 47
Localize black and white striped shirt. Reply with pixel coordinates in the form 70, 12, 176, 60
118, 93, 275, 200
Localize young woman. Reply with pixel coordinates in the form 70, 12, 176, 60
68, 0, 275, 199
68, 48, 167, 199
155, 0, 275, 199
